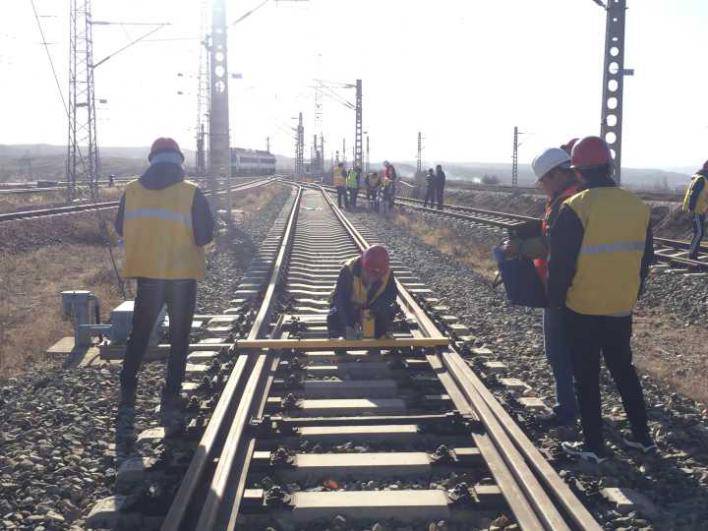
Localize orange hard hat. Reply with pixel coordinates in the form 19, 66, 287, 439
361, 245, 390, 279
570, 136, 611, 170
149, 137, 184, 162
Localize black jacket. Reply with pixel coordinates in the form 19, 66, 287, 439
547, 175, 654, 310
435, 169, 446, 188
114, 162, 215, 246
330, 258, 398, 327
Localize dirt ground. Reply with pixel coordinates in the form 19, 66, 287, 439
0, 182, 282, 379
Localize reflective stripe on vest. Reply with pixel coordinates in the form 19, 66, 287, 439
563, 187, 649, 316
124, 208, 193, 228
682, 174, 708, 214
122, 179, 206, 280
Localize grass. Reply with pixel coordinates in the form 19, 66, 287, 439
0, 182, 284, 379
390, 210, 498, 279
0, 185, 125, 214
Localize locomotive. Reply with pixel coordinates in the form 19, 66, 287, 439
230, 148, 276, 176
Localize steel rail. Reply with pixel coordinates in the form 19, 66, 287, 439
181, 187, 302, 531
161, 186, 302, 531
394, 195, 708, 271
0, 178, 272, 223
320, 186, 601, 531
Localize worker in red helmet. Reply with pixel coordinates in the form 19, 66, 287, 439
681, 160, 708, 260
327, 245, 399, 339
547, 136, 655, 463
114, 137, 214, 435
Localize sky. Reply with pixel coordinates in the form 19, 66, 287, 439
1, 0, 708, 170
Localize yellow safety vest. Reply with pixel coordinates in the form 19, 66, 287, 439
563, 187, 649, 316
333, 167, 346, 187
345, 257, 390, 308
682, 174, 708, 215
122, 179, 206, 280
346, 170, 358, 188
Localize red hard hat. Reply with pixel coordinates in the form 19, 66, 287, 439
149, 137, 184, 162
561, 138, 579, 155
570, 136, 611, 170
361, 245, 390, 279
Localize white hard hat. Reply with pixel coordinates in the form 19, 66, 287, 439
532, 148, 571, 180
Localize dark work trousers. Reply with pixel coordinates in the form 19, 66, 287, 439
564, 308, 650, 449
120, 278, 197, 397
436, 184, 445, 210
349, 187, 359, 208
336, 187, 349, 209
423, 185, 435, 208
543, 308, 577, 421
689, 213, 705, 259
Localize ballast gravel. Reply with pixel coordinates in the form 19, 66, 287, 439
0, 187, 291, 530
348, 208, 708, 531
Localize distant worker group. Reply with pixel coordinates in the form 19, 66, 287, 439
331, 159, 447, 215
423, 164, 446, 209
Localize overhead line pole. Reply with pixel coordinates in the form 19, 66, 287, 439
208, 0, 231, 225
598, 0, 629, 184
354, 79, 363, 170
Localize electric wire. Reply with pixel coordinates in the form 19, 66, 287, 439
29, 0, 127, 299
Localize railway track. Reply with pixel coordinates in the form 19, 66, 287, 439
0, 178, 272, 223
391, 195, 708, 272
89, 184, 601, 529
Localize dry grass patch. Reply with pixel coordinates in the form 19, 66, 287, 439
390, 211, 498, 279
0, 185, 125, 214
0, 182, 284, 379
0, 244, 124, 377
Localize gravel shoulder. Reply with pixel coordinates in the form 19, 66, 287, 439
349, 207, 708, 530
0, 185, 291, 530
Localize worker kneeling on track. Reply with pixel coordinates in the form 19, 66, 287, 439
115, 137, 215, 436
327, 245, 399, 340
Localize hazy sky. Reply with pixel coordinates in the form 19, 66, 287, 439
2, 0, 707, 170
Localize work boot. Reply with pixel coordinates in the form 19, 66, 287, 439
160, 393, 186, 437
561, 441, 609, 464
622, 432, 657, 454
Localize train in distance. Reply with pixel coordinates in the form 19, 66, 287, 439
231, 147, 276, 176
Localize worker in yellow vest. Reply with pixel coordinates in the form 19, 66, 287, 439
682, 161, 708, 260
548, 136, 655, 463
114, 137, 214, 434
346, 166, 360, 209
328, 245, 398, 339
332, 162, 348, 209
